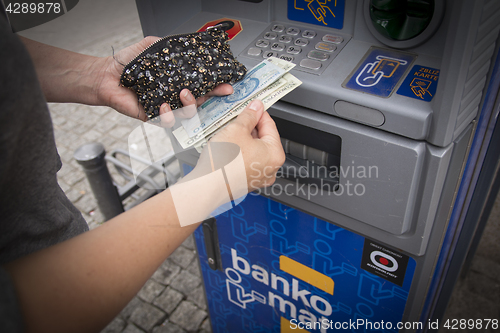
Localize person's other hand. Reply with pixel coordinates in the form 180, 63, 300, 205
96, 37, 233, 121
208, 100, 285, 191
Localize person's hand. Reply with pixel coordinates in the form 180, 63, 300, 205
156, 87, 233, 128
96, 37, 233, 121
207, 99, 286, 191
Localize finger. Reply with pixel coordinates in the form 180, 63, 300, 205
251, 128, 258, 139
232, 100, 264, 133
208, 83, 233, 97
196, 83, 233, 106
179, 89, 196, 106
159, 103, 175, 128
255, 110, 280, 142
174, 89, 198, 119
256, 111, 285, 165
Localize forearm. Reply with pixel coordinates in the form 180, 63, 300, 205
4, 170, 227, 333
19, 36, 105, 105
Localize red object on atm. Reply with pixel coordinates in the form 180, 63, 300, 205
198, 18, 243, 40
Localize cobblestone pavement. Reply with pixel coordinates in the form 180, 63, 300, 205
19, 0, 500, 332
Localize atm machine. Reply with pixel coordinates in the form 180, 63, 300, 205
135, 1, 500, 331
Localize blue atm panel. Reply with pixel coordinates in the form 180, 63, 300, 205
195, 194, 417, 332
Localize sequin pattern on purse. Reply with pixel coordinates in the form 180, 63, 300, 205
120, 28, 247, 120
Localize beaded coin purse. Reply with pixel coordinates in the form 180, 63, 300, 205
120, 26, 247, 120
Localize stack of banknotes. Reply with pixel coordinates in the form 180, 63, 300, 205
173, 57, 302, 151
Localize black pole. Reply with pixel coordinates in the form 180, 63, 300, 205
74, 142, 124, 221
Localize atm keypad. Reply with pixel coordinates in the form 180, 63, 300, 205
241, 22, 351, 75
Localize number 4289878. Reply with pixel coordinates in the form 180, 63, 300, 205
443, 319, 498, 330
5, 2, 62, 14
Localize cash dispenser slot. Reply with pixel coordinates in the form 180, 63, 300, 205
273, 117, 341, 192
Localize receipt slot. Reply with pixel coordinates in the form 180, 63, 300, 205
135, 0, 500, 331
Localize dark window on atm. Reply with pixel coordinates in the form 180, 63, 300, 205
273, 117, 342, 192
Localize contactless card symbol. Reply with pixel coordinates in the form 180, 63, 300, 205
288, 0, 345, 29
397, 65, 440, 102
344, 47, 416, 98
410, 78, 433, 99
305, 0, 336, 25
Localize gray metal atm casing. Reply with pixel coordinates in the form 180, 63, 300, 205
135, 0, 500, 329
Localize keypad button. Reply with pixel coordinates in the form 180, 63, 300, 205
264, 32, 278, 40
271, 24, 285, 32
271, 42, 286, 51
247, 47, 262, 56
315, 42, 336, 52
308, 50, 329, 61
294, 38, 309, 47
256, 39, 270, 48
286, 45, 302, 54
286, 27, 301, 35
263, 51, 279, 58
279, 35, 293, 43
302, 30, 317, 38
300, 59, 321, 70
279, 54, 295, 62
322, 34, 343, 44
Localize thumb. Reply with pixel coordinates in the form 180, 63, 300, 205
232, 100, 264, 133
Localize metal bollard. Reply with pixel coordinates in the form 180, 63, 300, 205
74, 142, 124, 221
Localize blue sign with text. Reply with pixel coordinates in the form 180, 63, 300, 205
344, 47, 416, 98
397, 65, 440, 102
288, 0, 345, 29
194, 194, 416, 332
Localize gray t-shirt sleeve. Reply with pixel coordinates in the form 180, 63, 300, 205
0, 6, 88, 332
0, 267, 23, 333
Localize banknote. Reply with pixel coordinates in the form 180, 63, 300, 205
192, 73, 302, 152
204, 73, 301, 138
180, 57, 295, 138
193, 76, 289, 138
173, 73, 301, 149
173, 77, 287, 148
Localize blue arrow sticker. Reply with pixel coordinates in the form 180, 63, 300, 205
397, 65, 440, 102
343, 47, 416, 98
